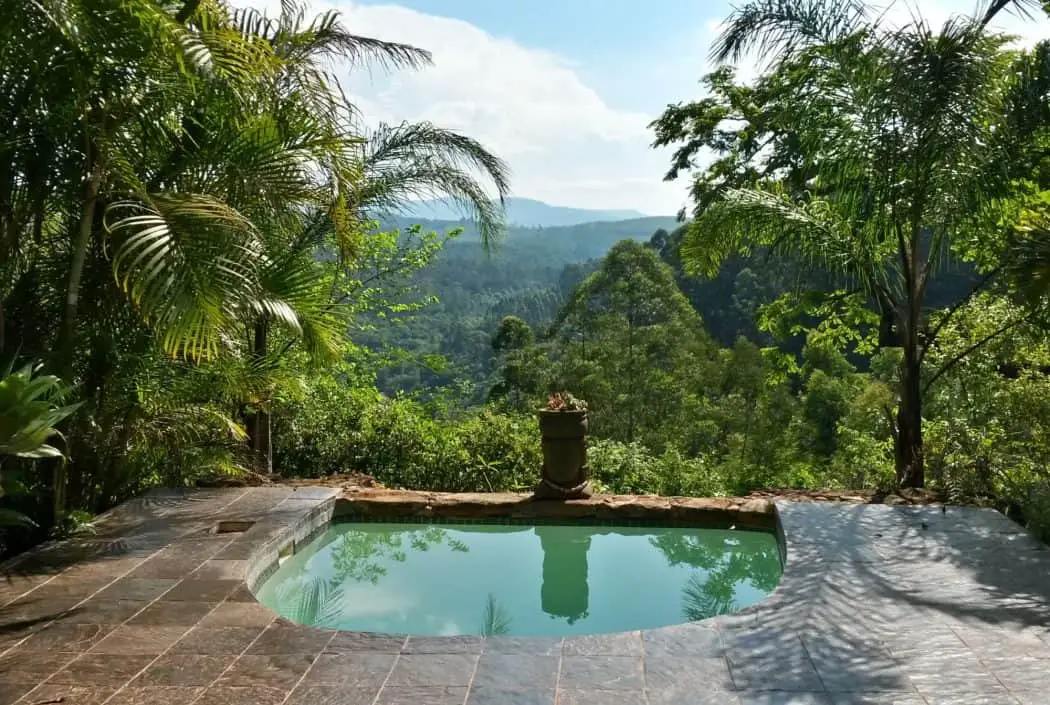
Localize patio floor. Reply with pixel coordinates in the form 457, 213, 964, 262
1, 488, 1048, 705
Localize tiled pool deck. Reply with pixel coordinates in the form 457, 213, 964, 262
1, 488, 1049, 705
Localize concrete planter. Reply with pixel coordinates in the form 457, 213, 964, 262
536, 409, 591, 499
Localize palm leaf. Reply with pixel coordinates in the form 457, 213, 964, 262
355, 122, 511, 246
107, 193, 264, 360
480, 593, 512, 636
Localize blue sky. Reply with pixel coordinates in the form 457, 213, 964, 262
357, 0, 722, 112
264, 1, 1050, 215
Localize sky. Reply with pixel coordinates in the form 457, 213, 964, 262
259, 1, 1050, 216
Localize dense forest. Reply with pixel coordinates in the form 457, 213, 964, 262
4, 0, 1050, 559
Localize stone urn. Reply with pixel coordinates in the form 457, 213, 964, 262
536, 407, 591, 499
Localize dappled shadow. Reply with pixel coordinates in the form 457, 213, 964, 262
752, 501, 1050, 699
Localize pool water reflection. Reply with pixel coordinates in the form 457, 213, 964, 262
255, 521, 781, 637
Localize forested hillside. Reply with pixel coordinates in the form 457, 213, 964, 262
359, 216, 678, 397
395, 197, 652, 227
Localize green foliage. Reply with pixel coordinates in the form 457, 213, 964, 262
273, 368, 541, 492
0, 365, 79, 460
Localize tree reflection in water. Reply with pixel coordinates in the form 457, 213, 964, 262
648, 529, 781, 621
536, 525, 591, 625
281, 525, 470, 626
480, 593, 512, 636
329, 525, 469, 585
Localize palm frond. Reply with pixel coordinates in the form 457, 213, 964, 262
682, 574, 737, 622
480, 593, 512, 636
234, 2, 430, 70
356, 122, 510, 246
979, 0, 1044, 28
107, 193, 264, 361
713, 0, 868, 64
685, 186, 877, 284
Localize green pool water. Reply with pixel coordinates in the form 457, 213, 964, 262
255, 521, 782, 637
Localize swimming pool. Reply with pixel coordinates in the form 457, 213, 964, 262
255, 521, 781, 637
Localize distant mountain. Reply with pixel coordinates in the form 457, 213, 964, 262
395, 197, 653, 228
384, 215, 682, 254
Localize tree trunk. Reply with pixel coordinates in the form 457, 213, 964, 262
245, 321, 272, 474
57, 160, 102, 376
896, 348, 925, 488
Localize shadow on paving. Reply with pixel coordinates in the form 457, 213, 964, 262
750, 502, 1050, 703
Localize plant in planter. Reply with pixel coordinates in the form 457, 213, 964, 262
535, 392, 591, 499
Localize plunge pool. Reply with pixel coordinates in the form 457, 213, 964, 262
255, 521, 781, 637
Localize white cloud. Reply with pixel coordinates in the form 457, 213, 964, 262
247, 0, 1050, 216
274, 1, 691, 215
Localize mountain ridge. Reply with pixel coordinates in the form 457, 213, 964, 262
395, 197, 655, 228
383, 215, 681, 249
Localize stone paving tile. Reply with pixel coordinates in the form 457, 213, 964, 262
94, 578, 178, 602
403, 635, 484, 654
104, 686, 205, 705
646, 688, 742, 705
169, 625, 265, 654
25, 577, 113, 602
830, 696, 930, 705
225, 584, 261, 602
188, 559, 251, 581
305, 653, 396, 687
216, 653, 316, 689
0, 649, 78, 680
126, 554, 205, 579
0, 594, 81, 627
285, 685, 383, 705
723, 631, 825, 692
246, 622, 334, 654
952, 627, 1050, 660
558, 656, 645, 691
51, 598, 148, 624
472, 653, 559, 691
87, 625, 190, 655
980, 656, 1048, 694
643, 624, 723, 657
923, 698, 1025, 705
326, 631, 406, 653
0, 683, 35, 705
17, 622, 113, 651
738, 696, 835, 705
644, 655, 733, 691
1013, 695, 1049, 705
129, 653, 236, 686
483, 636, 564, 654
803, 634, 913, 693
213, 540, 258, 560
557, 690, 647, 705
386, 654, 479, 687
375, 686, 469, 705
47, 653, 155, 686
466, 687, 556, 705
127, 600, 216, 626
197, 600, 276, 628
563, 632, 642, 657
17, 684, 117, 705
161, 578, 239, 602
195, 685, 290, 705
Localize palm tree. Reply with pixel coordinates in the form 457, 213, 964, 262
2, 0, 510, 476
214, 3, 510, 472
680, 0, 1044, 487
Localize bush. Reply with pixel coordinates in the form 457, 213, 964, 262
589, 439, 727, 497
273, 377, 541, 492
